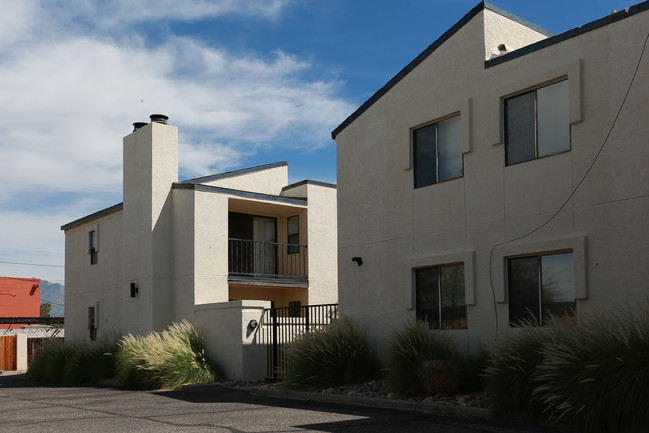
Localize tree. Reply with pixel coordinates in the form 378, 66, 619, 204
40, 302, 52, 318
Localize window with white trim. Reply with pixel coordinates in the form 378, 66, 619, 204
415, 263, 466, 329
413, 115, 463, 188
89, 230, 97, 265
505, 80, 570, 166
508, 252, 575, 326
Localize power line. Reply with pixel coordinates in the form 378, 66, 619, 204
41, 299, 65, 306
0, 260, 64, 268
487, 31, 649, 330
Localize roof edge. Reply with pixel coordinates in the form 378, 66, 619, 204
331, 1, 487, 140
182, 161, 288, 185
173, 183, 308, 206
61, 202, 123, 231
486, 1, 649, 67
282, 179, 337, 192
484, 2, 554, 37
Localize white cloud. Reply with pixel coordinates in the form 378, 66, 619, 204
0, 0, 353, 283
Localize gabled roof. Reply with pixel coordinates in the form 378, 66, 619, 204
182, 161, 287, 185
486, 2, 649, 67
331, 1, 649, 139
173, 182, 308, 206
61, 202, 123, 231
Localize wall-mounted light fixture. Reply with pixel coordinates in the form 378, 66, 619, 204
130, 283, 139, 298
352, 257, 363, 266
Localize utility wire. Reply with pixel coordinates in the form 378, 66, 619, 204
487, 31, 649, 330
0, 260, 64, 268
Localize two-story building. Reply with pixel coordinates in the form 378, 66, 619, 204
62, 115, 337, 346
333, 1, 649, 353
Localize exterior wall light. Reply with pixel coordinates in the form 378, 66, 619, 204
352, 257, 363, 266
130, 283, 139, 298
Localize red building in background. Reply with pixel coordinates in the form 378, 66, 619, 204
0, 277, 40, 329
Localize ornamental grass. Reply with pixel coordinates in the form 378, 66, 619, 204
485, 306, 649, 432
386, 319, 462, 397
27, 336, 117, 385
285, 316, 380, 390
116, 320, 222, 390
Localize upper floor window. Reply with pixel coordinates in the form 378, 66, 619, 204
415, 263, 466, 329
505, 80, 570, 166
287, 215, 299, 254
413, 115, 463, 188
89, 230, 97, 265
508, 251, 575, 326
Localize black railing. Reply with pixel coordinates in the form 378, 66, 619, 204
261, 303, 339, 379
0, 317, 64, 325
228, 238, 307, 280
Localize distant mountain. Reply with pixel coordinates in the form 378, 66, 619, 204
40, 280, 64, 317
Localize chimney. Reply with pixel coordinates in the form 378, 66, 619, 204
133, 122, 148, 132
150, 114, 169, 124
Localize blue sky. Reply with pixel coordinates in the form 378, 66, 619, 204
0, 0, 637, 284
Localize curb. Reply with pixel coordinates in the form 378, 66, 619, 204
248, 387, 488, 419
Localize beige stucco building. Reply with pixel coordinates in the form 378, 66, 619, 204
333, 2, 649, 353
62, 115, 337, 351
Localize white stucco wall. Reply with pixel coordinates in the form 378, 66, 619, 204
304, 183, 338, 305
199, 164, 289, 196
335, 7, 649, 354
63, 208, 124, 343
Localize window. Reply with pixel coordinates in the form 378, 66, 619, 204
413, 115, 463, 188
508, 252, 575, 326
88, 306, 97, 341
288, 300, 301, 317
505, 80, 570, 166
415, 263, 466, 329
287, 215, 299, 254
89, 230, 97, 265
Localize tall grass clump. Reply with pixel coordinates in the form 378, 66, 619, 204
116, 320, 222, 390
483, 320, 569, 422
27, 337, 118, 384
285, 316, 379, 390
386, 319, 461, 397
534, 307, 649, 432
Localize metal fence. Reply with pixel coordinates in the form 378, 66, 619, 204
27, 337, 64, 366
261, 303, 338, 380
228, 238, 308, 280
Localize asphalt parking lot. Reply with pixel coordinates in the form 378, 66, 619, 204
0, 373, 560, 433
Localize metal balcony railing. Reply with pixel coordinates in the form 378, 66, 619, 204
228, 238, 308, 280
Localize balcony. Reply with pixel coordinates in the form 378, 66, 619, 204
228, 238, 308, 282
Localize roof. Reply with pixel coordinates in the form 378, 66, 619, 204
486, 2, 649, 67
173, 182, 308, 206
282, 179, 337, 192
331, 0, 649, 139
61, 202, 123, 231
182, 161, 287, 185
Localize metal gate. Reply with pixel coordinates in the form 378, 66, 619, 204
262, 303, 338, 380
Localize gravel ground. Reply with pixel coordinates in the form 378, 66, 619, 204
226, 380, 488, 409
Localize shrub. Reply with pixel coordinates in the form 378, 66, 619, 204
116, 320, 222, 390
455, 345, 488, 393
483, 321, 568, 422
534, 308, 649, 432
386, 319, 461, 397
27, 337, 117, 385
285, 316, 379, 390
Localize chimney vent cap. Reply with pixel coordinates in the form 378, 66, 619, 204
149, 114, 169, 124
133, 122, 148, 132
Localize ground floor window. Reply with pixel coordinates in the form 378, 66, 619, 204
415, 263, 466, 329
508, 251, 575, 326
88, 306, 97, 340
